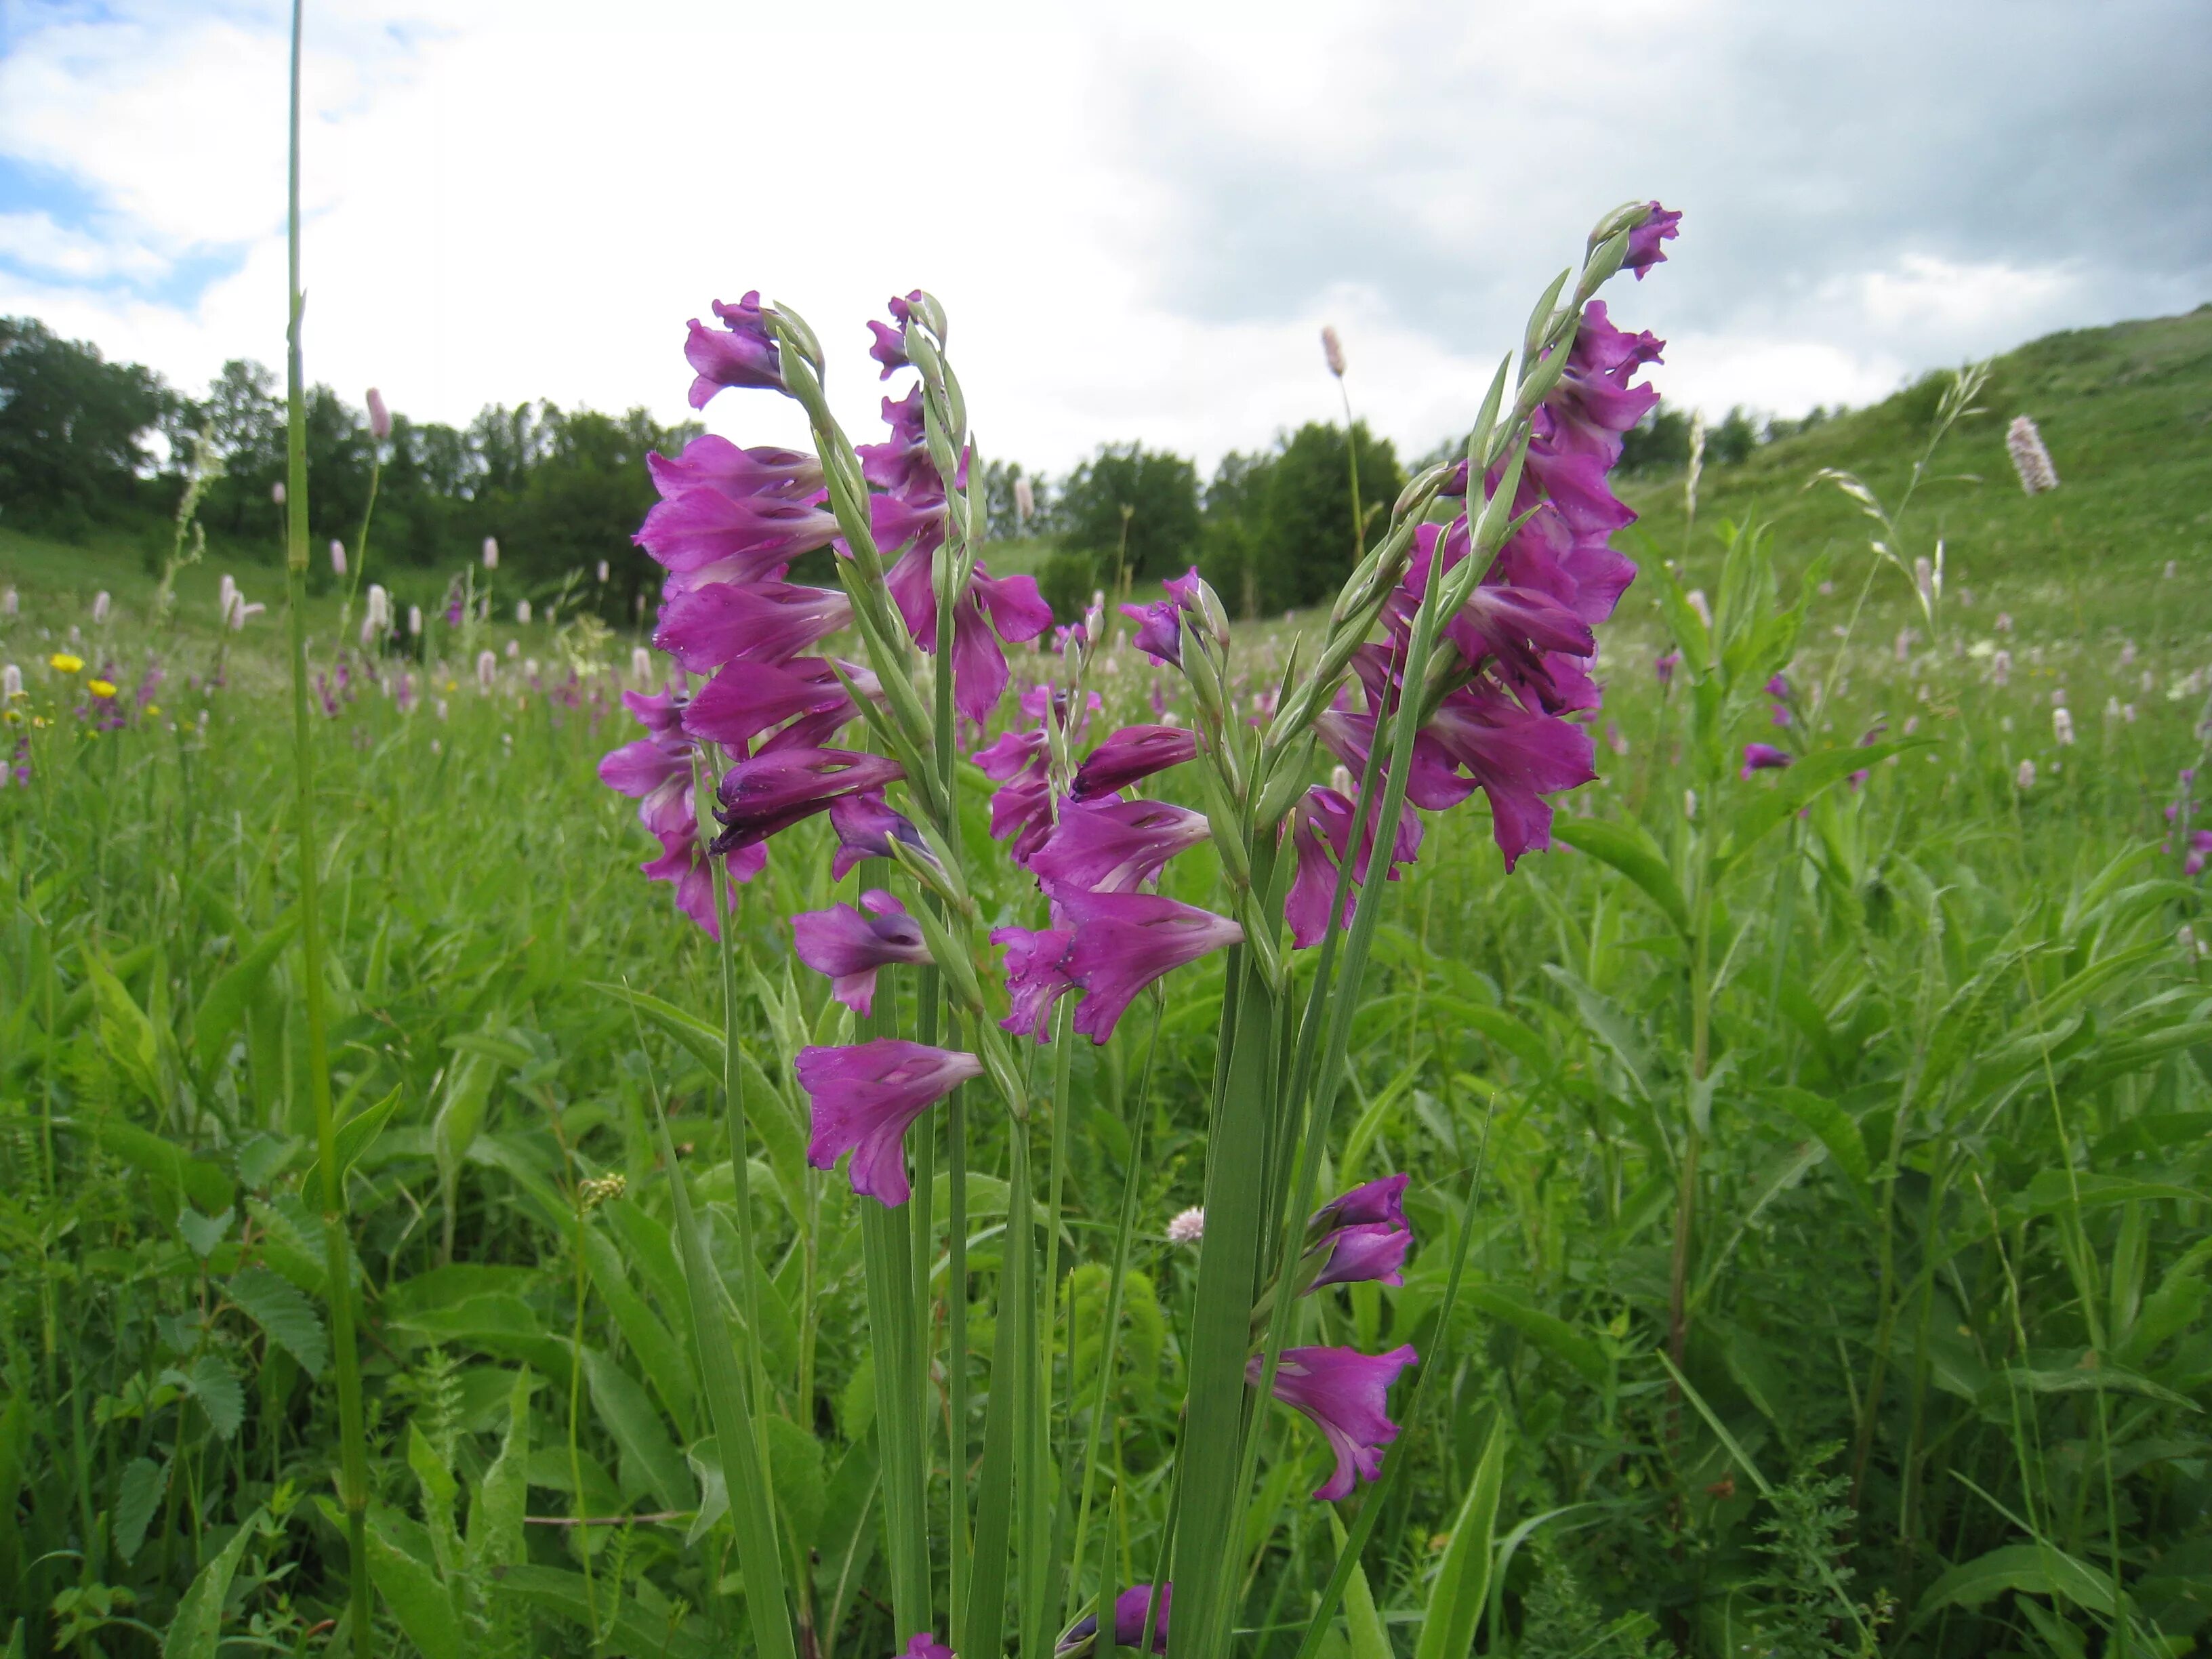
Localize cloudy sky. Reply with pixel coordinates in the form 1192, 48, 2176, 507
3, 0, 2207, 478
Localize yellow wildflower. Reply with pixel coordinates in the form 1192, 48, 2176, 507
87, 679, 118, 699
49, 653, 84, 674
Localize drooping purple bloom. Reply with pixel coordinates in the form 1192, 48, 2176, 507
828, 791, 930, 880
1121, 596, 1184, 667
1282, 787, 1422, 949
883, 541, 1053, 724
992, 925, 1078, 1041
1420, 682, 1598, 870
1624, 202, 1682, 279
1311, 1173, 1410, 1234
896, 1637, 952, 1659
1250, 1344, 1418, 1501
794, 890, 931, 1016
796, 1040, 982, 1207
635, 489, 840, 592
1048, 884, 1243, 1043
975, 724, 1057, 861
1029, 798, 1212, 893
600, 688, 759, 936
867, 319, 910, 380
686, 291, 785, 405
712, 748, 905, 853
1305, 1222, 1411, 1291
1314, 709, 1475, 814
648, 436, 823, 504
1057, 1584, 1172, 1656
1523, 302, 1664, 540
682, 657, 854, 749
655, 581, 853, 673
1070, 724, 1201, 802
1740, 742, 1792, 779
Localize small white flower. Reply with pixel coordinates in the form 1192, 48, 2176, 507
596, 560, 610, 583
1685, 588, 1713, 631
2016, 758, 2036, 790
1320, 325, 1347, 379
1991, 649, 2011, 686
271, 481, 286, 506
408, 605, 424, 637
1166, 1207, 1205, 1246
2005, 415, 2059, 494
505, 640, 520, 660
2123, 703, 2137, 724
482, 536, 499, 570
1683, 788, 1698, 821
476, 649, 497, 691
515, 599, 532, 626
632, 646, 653, 683
2053, 707, 2074, 746
1994, 612, 2013, 633
91, 590, 110, 624
1, 587, 16, 616
2, 664, 20, 699
329, 539, 347, 576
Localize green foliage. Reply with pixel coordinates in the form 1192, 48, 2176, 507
1052, 441, 1204, 587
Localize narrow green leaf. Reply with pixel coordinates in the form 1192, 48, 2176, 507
1715, 740, 1927, 874
192, 913, 299, 1069
1413, 1418, 1507, 1659
583, 1347, 696, 1512
365, 1509, 468, 1659
53, 1116, 232, 1214
466, 1369, 531, 1571
162, 1507, 264, 1659
1553, 818, 1691, 936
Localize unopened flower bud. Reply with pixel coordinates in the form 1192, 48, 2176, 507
1193, 577, 1231, 650
1320, 325, 1346, 378
476, 649, 497, 691
515, 599, 532, 626
329, 539, 347, 576
91, 591, 110, 623
483, 536, 499, 570
596, 560, 610, 582
366, 386, 391, 441
271, 481, 286, 506
408, 605, 423, 636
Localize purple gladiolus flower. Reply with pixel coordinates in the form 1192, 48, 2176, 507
1122, 596, 1184, 667
682, 657, 855, 749
1740, 742, 1792, 779
882, 544, 1053, 724
1048, 884, 1243, 1043
867, 319, 909, 380
600, 689, 758, 935
636, 491, 840, 593
1314, 709, 1474, 815
686, 291, 785, 405
975, 724, 1057, 861
1624, 202, 1681, 278
1305, 1222, 1411, 1291
993, 925, 1078, 1040
828, 791, 930, 880
1250, 1344, 1418, 1501
794, 890, 931, 1016
1057, 1584, 1172, 1655
1070, 724, 1201, 802
1282, 787, 1422, 949
1422, 682, 1598, 870
655, 582, 853, 673
713, 747, 905, 853
1311, 1172, 1409, 1234
649, 436, 823, 504
1029, 798, 1212, 893
796, 1040, 982, 1206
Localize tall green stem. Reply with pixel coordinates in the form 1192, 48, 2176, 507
283, 6, 371, 1650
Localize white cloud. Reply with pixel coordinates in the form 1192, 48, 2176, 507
2, 0, 2205, 478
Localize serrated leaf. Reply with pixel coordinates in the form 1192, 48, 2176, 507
183, 1352, 245, 1439
467, 1369, 532, 1571
178, 1206, 234, 1258
114, 1456, 168, 1563
228, 1265, 329, 1377
367, 1507, 468, 1659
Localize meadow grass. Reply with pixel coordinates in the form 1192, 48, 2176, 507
3, 329, 2211, 1658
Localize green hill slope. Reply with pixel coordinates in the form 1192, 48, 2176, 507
1618, 304, 2212, 640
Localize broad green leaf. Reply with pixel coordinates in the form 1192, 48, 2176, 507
297, 1085, 401, 1200
228, 1264, 329, 1376
1542, 967, 1658, 1103
1764, 1086, 1870, 1189
581, 1226, 695, 1438
113, 1456, 167, 1563
162, 1507, 264, 1659
467, 1369, 532, 1571
1414, 1416, 1507, 1659
815, 1438, 881, 1644
1554, 817, 1691, 937
53, 1117, 232, 1215
764, 1414, 827, 1558
2003, 1353, 2198, 1410
1714, 740, 1927, 875
494, 1564, 714, 1659
367, 1507, 468, 1659
1912, 1542, 2115, 1626
432, 1048, 502, 1187
583, 1347, 695, 1513
191, 913, 298, 1069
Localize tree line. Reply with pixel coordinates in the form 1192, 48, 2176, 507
2, 312, 1810, 623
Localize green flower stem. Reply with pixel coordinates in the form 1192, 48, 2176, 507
281, 9, 371, 1654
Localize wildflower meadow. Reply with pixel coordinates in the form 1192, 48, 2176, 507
4, 14, 2212, 1659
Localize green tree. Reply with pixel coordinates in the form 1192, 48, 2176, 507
0, 316, 172, 535
1053, 442, 1202, 590
1239, 419, 1402, 615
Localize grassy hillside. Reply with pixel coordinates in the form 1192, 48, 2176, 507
1618, 304, 2212, 642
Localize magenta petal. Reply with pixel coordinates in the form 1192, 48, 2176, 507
974, 566, 1052, 642
796, 1040, 981, 1206
792, 892, 930, 1015
655, 582, 851, 673
1071, 724, 1200, 801
1030, 797, 1211, 893
1048, 884, 1242, 1043
1422, 683, 1596, 869
599, 737, 686, 799
1250, 1344, 1417, 1500
992, 925, 1077, 1041
1312, 1173, 1409, 1232
682, 658, 851, 748
1305, 1223, 1411, 1291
